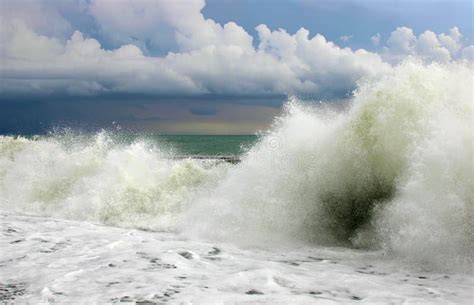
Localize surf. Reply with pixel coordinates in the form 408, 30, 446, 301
1, 60, 472, 271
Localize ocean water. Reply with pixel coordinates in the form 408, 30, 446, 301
14, 134, 257, 157
156, 135, 257, 157
1, 60, 473, 303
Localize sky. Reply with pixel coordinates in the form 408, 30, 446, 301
0, 0, 473, 134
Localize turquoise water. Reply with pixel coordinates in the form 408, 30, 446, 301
156, 135, 257, 156
17, 133, 258, 157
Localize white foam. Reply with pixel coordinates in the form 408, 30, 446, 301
1, 60, 472, 271
184, 60, 473, 271
1, 213, 472, 304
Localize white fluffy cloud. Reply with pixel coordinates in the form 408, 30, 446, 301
0, 0, 73, 38
0, 1, 472, 100
88, 0, 254, 53
383, 26, 471, 63
461, 45, 474, 61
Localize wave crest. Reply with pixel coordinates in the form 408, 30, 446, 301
185, 60, 473, 270
1, 60, 472, 271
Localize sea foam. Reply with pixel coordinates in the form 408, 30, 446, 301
1, 60, 472, 271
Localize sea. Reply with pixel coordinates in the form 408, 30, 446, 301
0, 61, 472, 303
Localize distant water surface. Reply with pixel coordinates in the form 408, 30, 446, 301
156, 135, 257, 156
15, 133, 258, 157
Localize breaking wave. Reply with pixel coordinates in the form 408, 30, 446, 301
1, 60, 472, 271
0, 132, 230, 230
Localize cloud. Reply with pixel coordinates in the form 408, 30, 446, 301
461, 45, 474, 60
339, 35, 353, 43
0, 0, 73, 38
0, 0, 472, 102
371, 33, 380, 46
0, 9, 390, 100
88, 0, 254, 54
382, 26, 466, 63
386, 27, 416, 54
